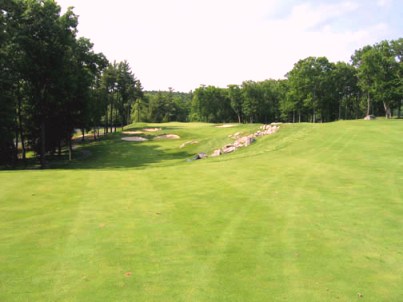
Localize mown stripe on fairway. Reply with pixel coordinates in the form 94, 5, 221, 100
1, 120, 402, 301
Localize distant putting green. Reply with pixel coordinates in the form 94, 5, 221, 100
0, 120, 402, 301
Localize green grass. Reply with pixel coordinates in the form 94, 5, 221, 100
1, 120, 402, 301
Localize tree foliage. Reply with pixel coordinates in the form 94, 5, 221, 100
352, 39, 402, 118
0, 0, 142, 167
0, 1, 401, 168
189, 39, 401, 124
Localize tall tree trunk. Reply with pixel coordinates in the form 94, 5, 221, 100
366, 92, 371, 116
21, 136, 26, 163
81, 128, 85, 141
383, 101, 391, 119
104, 108, 109, 134
40, 120, 46, 169
17, 97, 26, 162
15, 119, 19, 163
110, 103, 113, 133
68, 136, 72, 161
398, 99, 401, 118
39, 82, 48, 169
114, 106, 118, 132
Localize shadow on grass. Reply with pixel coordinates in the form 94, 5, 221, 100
47, 135, 194, 170
2, 125, 204, 171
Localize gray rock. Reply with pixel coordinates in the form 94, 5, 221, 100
194, 152, 208, 160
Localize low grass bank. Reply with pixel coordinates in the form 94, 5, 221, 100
0, 120, 402, 301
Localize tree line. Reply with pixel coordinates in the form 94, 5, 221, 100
1, 0, 143, 167
1, 0, 402, 168
187, 39, 402, 124
132, 88, 191, 123
133, 39, 402, 125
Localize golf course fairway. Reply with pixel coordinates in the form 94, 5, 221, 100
0, 120, 402, 301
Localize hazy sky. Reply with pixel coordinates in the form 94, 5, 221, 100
56, 0, 403, 92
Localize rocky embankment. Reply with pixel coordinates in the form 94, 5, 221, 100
195, 124, 281, 160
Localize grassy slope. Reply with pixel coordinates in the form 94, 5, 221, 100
0, 121, 402, 301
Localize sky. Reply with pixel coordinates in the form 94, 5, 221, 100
56, 0, 403, 92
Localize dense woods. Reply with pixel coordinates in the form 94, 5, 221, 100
189, 44, 402, 124
134, 89, 191, 123
0, 0, 402, 167
1, 0, 143, 167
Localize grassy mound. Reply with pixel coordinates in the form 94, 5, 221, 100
0, 120, 402, 301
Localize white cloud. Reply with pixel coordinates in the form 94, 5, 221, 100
56, 0, 398, 91
377, 0, 391, 7
269, 1, 360, 31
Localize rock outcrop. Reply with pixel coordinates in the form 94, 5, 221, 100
207, 124, 281, 158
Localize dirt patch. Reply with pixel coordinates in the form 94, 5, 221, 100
122, 131, 144, 135
180, 140, 199, 148
155, 134, 180, 139
216, 124, 237, 128
121, 136, 148, 142
124, 272, 132, 277
72, 133, 98, 143
143, 128, 162, 132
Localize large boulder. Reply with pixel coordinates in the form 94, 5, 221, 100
234, 136, 255, 147
194, 152, 208, 160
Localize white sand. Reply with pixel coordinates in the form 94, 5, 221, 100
122, 131, 144, 135
216, 124, 237, 128
155, 134, 180, 139
121, 136, 148, 142
143, 128, 162, 132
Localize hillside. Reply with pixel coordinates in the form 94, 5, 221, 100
0, 120, 402, 301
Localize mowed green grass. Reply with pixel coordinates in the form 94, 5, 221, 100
0, 120, 402, 301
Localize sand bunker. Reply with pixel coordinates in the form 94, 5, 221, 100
122, 131, 144, 135
143, 128, 162, 132
155, 134, 180, 139
180, 140, 199, 148
216, 124, 237, 128
121, 136, 148, 142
